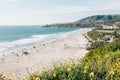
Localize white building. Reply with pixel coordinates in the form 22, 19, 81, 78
102, 24, 119, 29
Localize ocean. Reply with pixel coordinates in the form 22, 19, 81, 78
0, 26, 80, 52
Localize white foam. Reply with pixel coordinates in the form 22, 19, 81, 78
0, 35, 49, 52
0, 48, 7, 52
0, 29, 83, 53
31, 35, 48, 38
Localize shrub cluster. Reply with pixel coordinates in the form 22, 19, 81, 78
27, 39, 120, 80
0, 37, 120, 80
87, 30, 100, 41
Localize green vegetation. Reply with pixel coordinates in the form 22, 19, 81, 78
25, 15, 120, 80
86, 29, 120, 50
0, 29, 120, 80
26, 39, 120, 80
97, 30, 115, 34
44, 23, 94, 28
87, 30, 100, 40
87, 41, 105, 50
43, 14, 120, 28
78, 15, 120, 25
117, 30, 120, 35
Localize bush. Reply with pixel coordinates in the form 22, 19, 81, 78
27, 38, 120, 80
87, 30, 100, 40
1, 39, 120, 80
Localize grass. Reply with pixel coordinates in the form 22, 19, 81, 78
87, 30, 100, 40
97, 30, 115, 34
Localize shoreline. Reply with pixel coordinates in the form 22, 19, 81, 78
0, 28, 91, 79
0, 28, 84, 54
0, 28, 81, 53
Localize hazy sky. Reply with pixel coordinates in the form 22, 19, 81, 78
0, 0, 120, 25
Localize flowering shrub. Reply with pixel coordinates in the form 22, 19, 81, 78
1, 39, 120, 80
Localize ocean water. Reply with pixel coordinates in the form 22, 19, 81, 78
0, 26, 80, 52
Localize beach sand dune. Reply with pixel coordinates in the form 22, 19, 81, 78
0, 28, 91, 79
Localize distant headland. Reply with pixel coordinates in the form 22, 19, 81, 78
43, 14, 120, 28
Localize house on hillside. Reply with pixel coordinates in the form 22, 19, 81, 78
102, 24, 119, 30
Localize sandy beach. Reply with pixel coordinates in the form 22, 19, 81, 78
0, 28, 91, 79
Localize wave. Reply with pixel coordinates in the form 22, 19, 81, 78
0, 33, 65, 53
0, 34, 49, 53
0, 29, 83, 53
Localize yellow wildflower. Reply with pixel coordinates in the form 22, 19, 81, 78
105, 54, 109, 58
1, 74, 5, 79
84, 65, 89, 70
109, 70, 114, 76
89, 72, 94, 77
95, 55, 101, 60
53, 72, 56, 77
118, 62, 120, 65
35, 77, 40, 80
117, 69, 120, 74
67, 67, 71, 72
20, 77, 27, 80
117, 78, 120, 80
116, 58, 120, 62
116, 63, 119, 66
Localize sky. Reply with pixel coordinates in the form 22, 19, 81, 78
0, 0, 120, 25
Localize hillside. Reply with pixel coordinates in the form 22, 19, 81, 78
76, 14, 120, 25
43, 14, 120, 28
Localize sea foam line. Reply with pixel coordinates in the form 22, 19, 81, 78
0, 28, 82, 53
